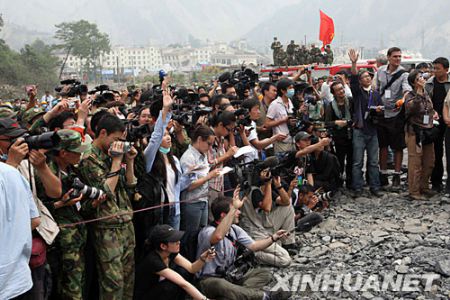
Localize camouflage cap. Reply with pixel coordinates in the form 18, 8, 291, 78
22, 107, 45, 125
0, 106, 17, 118
55, 129, 90, 153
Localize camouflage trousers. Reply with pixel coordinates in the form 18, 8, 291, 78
93, 222, 136, 300
56, 225, 87, 300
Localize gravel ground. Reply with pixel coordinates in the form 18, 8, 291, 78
270, 184, 450, 300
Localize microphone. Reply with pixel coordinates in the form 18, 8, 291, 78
295, 212, 323, 232
256, 156, 279, 170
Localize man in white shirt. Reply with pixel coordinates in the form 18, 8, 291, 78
0, 162, 41, 299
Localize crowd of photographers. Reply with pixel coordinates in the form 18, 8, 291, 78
1, 46, 450, 300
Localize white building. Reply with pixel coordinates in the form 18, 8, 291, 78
57, 45, 164, 76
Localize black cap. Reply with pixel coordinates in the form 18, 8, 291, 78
0, 118, 27, 137
149, 224, 184, 245
294, 131, 312, 143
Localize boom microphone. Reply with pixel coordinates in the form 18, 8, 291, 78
255, 156, 279, 170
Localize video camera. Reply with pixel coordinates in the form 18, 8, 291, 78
233, 157, 280, 195
55, 79, 87, 98
218, 64, 258, 100
88, 85, 114, 106
125, 120, 152, 142
234, 108, 252, 128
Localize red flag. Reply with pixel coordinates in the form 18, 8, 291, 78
319, 10, 335, 50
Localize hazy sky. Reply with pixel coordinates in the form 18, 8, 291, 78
1, 0, 450, 57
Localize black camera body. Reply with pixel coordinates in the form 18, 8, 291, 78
17, 132, 61, 150
55, 79, 86, 98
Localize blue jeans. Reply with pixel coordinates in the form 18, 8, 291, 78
167, 212, 180, 230
352, 129, 380, 190
180, 201, 208, 232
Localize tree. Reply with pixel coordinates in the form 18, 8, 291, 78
54, 20, 110, 81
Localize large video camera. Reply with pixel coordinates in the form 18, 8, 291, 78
218, 64, 258, 100
234, 108, 252, 128
125, 120, 152, 142
88, 84, 115, 106
55, 79, 87, 98
233, 156, 280, 195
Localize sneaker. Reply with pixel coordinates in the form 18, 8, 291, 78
380, 173, 389, 187
351, 189, 363, 198
370, 189, 383, 198
392, 174, 401, 187
266, 290, 292, 300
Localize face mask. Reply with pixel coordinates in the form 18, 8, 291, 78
286, 89, 295, 98
159, 146, 170, 154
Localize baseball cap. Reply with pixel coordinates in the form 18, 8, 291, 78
0, 118, 27, 137
0, 106, 17, 118
55, 129, 90, 153
22, 107, 45, 125
149, 224, 184, 245
294, 131, 312, 143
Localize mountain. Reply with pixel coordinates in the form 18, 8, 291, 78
0, 0, 297, 47
1, 0, 450, 59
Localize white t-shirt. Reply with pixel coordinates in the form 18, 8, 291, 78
243, 121, 259, 163
165, 161, 176, 203
266, 97, 293, 143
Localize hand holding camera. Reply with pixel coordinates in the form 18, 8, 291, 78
6, 138, 29, 167
55, 188, 84, 209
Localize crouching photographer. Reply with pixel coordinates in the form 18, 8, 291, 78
238, 161, 297, 267
196, 188, 291, 300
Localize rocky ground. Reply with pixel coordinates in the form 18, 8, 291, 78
271, 184, 450, 299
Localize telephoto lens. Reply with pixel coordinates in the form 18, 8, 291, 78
72, 178, 105, 199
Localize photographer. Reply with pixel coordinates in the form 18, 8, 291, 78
143, 91, 191, 230
0, 119, 61, 299
348, 49, 383, 197
180, 125, 222, 232
78, 113, 138, 299
208, 111, 239, 196
239, 98, 287, 162
265, 79, 296, 154
196, 191, 290, 300
324, 81, 354, 189
256, 83, 277, 157
35, 130, 93, 300
134, 225, 215, 300
404, 70, 439, 200
239, 168, 296, 267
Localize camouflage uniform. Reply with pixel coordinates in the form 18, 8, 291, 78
271, 37, 283, 65
309, 45, 322, 64
35, 130, 90, 300
295, 45, 308, 65
78, 144, 136, 300
325, 47, 334, 65
286, 40, 299, 65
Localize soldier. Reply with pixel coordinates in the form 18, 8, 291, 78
295, 45, 308, 65
309, 44, 322, 64
325, 45, 334, 65
271, 37, 282, 65
36, 129, 92, 300
78, 113, 138, 300
286, 40, 299, 65
278, 48, 288, 66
